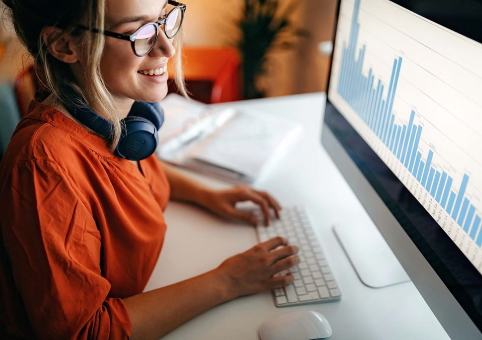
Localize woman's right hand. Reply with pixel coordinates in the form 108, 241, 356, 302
215, 236, 300, 299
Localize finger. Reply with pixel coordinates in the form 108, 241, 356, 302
226, 207, 259, 225
240, 190, 271, 226
255, 190, 282, 219
269, 245, 299, 264
268, 273, 294, 289
261, 236, 288, 251
270, 256, 300, 276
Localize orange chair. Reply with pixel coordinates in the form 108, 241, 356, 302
168, 47, 241, 104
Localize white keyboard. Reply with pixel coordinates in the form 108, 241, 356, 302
254, 206, 342, 307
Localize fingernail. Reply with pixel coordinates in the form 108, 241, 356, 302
293, 246, 299, 253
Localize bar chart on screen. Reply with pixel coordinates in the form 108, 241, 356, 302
328, 0, 482, 271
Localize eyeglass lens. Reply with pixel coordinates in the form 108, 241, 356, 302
133, 7, 183, 56
165, 7, 182, 38
134, 24, 158, 56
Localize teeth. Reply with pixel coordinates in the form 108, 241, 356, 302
138, 66, 167, 76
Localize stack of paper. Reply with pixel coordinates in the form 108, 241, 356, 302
156, 94, 302, 184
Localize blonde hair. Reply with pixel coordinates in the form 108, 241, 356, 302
3, 0, 187, 152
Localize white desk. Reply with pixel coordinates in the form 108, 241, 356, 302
145, 93, 450, 340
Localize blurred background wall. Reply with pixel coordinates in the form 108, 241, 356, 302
0, 0, 338, 98
179, 0, 337, 97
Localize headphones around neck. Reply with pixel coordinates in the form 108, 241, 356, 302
61, 89, 164, 161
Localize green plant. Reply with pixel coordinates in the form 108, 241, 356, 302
234, 0, 308, 99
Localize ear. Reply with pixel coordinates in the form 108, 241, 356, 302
41, 27, 80, 64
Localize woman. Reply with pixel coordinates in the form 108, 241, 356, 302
0, 0, 300, 339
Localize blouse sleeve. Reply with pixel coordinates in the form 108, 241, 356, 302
0, 159, 132, 339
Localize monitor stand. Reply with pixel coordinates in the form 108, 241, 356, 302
333, 222, 410, 288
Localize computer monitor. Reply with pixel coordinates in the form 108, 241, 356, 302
322, 0, 482, 338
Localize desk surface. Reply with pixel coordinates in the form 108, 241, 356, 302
145, 93, 450, 340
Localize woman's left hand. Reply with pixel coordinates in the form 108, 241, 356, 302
201, 186, 282, 226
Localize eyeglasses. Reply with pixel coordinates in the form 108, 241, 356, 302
78, 0, 186, 57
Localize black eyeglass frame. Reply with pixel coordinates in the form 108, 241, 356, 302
78, 0, 186, 57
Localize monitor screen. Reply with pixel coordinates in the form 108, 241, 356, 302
324, 0, 482, 334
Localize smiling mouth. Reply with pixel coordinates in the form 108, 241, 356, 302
137, 66, 167, 76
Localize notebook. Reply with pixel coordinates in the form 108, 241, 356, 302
156, 94, 302, 184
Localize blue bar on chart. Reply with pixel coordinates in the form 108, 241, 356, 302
447, 192, 456, 214
426, 168, 435, 192
457, 198, 470, 226
430, 171, 441, 197
472, 216, 482, 245
435, 172, 447, 203
336, 0, 480, 244
464, 205, 476, 233
441, 177, 453, 208
452, 175, 469, 221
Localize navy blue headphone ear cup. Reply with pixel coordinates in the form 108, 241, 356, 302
116, 116, 159, 161
129, 101, 164, 130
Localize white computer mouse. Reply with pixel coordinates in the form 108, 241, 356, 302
259, 310, 332, 340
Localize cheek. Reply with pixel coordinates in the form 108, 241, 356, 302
100, 41, 140, 91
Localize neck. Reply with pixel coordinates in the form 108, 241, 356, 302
111, 95, 135, 120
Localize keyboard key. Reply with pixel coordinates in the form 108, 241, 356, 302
303, 276, 314, 284
330, 288, 341, 297
274, 288, 285, 296
307, 258, 316, 265
301, 269, 311, 277
296, 287, 307, 295
294, 279, 304, 288
293, 272, 301, 280
327, 281, 338, 289
321, 266, 331, 274
315, 278, 326, 286
323, 273, 334, 281
299, 263, 308, 269
309, 264, 319, 271
318, 286, 330, 298
299, 292, 319, 301
313, 246, 323, 253
318, 260, 328, 267
316, 253, 325, 260
312, 271, 322, 279
276, 296, 288, 305
306, 284, 317, 292
309, 236, 318, 243
285, 285, 298, 303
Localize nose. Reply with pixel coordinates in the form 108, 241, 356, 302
148, 26, 176, 59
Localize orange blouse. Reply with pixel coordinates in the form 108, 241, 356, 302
0, 101, 170, 339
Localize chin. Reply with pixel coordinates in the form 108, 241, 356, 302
134, 86, 168, 103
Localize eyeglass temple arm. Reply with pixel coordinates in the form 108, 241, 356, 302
77, 25, 133, 41
102, 30, 133, 41
168, 0, 186, 9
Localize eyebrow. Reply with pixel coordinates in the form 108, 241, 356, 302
110, 0, 168, 29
